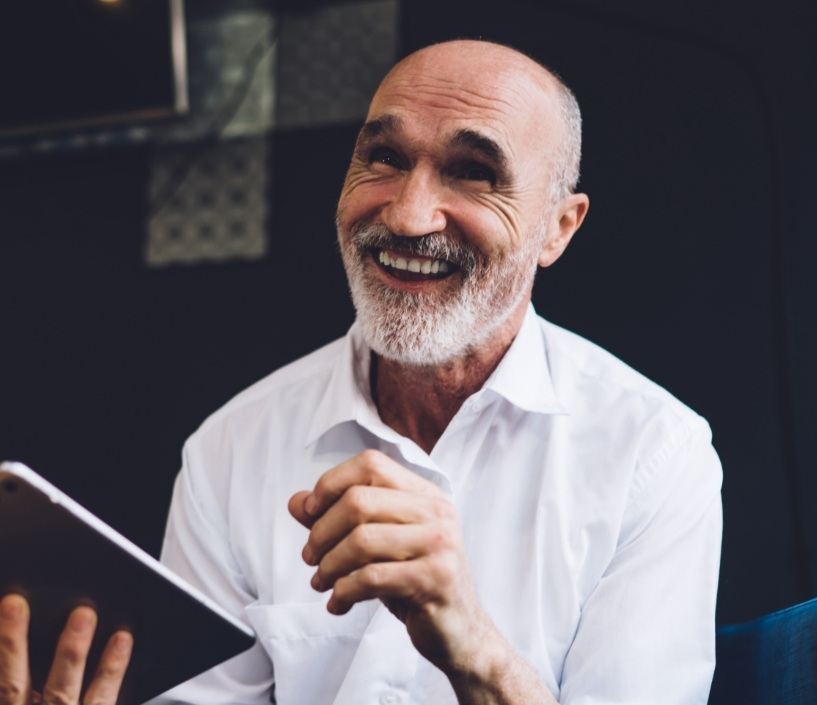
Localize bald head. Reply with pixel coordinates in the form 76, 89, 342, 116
336, 40, 590, 365
372, 40, 582, 201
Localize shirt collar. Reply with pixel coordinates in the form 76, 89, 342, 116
481, 303, 568, 415
304, 319, 372, 448
304, 303, 568, 448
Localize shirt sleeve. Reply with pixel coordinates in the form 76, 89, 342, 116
559, 420, 723, 705
146, 437, 275, 705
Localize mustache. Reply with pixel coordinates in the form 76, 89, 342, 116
350, 223, 480, 275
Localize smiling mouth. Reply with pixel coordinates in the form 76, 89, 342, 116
370, 248, 458, 282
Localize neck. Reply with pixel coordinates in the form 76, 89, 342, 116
371, 298, 530, 454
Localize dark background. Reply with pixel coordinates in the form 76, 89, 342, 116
0, 0, 176, 134
1, 0, 816, 628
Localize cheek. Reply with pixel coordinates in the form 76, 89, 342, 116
450, 197, 520, 259
338, 177, 399, 231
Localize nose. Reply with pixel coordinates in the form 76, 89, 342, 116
380, 168, 447, 237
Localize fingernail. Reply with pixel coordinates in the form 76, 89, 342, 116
302, 544, 315, 565
69, 608, 95, 634
0, 595, 23, 619
311, 572, 322, 590
304, 494, 318, 516
114, 631, 133, 655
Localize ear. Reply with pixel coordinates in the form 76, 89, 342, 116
538, 193, 590, 268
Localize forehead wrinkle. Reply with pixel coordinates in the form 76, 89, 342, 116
371, 71, 552, 162
383, 52, 553, 107
379, 77, 521, 118
370, 85, 515, 146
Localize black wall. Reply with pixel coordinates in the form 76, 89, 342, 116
1, 0, 816, 627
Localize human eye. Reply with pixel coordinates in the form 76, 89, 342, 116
451, 160, 496, 184
367, 145, 404, 170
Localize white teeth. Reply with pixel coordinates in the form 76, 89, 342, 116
377, 250, 451, 276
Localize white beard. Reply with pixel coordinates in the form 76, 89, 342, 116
338, 221, 544, 367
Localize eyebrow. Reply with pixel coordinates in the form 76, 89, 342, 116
355, 115, 512, 183
450, 128, 510, 177
357, 114, 403, 143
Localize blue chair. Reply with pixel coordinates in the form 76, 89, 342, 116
710, 597, 817, 704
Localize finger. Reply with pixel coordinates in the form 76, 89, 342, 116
287, 490, 315, 529
43, 607, 97, 705
0, 594, 31, 705
305, 450, 438, 520
327, 558, 441, 615
313, 522, 452, 591
304, 486, 454, 565
82, 631, 132, 705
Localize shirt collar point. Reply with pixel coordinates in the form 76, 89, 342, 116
482, 303, 567, 416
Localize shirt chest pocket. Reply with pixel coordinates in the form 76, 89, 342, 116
245, 601, 376, 705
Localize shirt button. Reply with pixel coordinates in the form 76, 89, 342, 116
379, 692, 402, 705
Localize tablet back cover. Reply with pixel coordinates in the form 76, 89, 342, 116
0, 462, 256, 705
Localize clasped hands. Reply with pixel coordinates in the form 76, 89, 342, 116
0, 448, 493, 704
288, 449, 497, 675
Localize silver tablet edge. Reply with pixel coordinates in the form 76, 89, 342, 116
0, 461, 255, 639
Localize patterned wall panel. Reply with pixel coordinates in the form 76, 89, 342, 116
160, 4, 277, 143
145, 0, 398, 267
275, 0, 399, 129
145, 3, 276, 267
146, 137, 268, 266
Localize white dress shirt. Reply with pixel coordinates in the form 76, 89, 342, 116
153, 304, 722, 705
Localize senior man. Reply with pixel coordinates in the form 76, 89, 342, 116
0, 39, 722, 705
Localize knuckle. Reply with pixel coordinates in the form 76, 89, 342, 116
43, 690, 73, 705
358, 448, 382, 468
95, 661, 118, 684
358, 450, 390, 481
0, 632, 19, 653
57, 641, 86, 667
84, 682, 116, 705
0, 680, 26, 702
360, 563, 383, 588
350, 524, 374, 553
344, 486, 370, 519
430, 553, 457, 588
96, 661, 121, 680
85, 695, 116, 705
430, 497, 455, 520
427, 526, 450, 551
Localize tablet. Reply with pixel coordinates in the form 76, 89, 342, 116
0, 461, 256, 705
